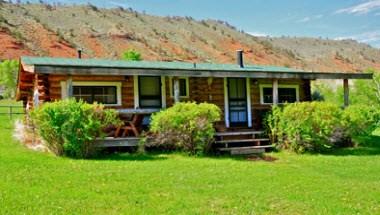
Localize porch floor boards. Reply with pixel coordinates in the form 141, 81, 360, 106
95, 137, 140, 148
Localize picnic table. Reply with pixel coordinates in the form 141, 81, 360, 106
114, 108, 160, 137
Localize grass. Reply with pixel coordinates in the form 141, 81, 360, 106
1, 106, 380, 214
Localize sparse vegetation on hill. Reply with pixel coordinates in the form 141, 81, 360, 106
0, 2, 379, 72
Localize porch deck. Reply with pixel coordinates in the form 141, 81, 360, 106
95, 128, 274, 155
95, 137, 140, 148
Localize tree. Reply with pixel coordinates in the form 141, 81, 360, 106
121, 49, 142, 61
0, 60, 19, 99
313, 68, 379, 106
350, 68, 380, 105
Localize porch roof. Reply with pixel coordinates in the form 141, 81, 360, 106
20, 56, 372, 80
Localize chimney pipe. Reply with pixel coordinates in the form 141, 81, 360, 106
77, 49, 82, 59
237, 50, 244, 68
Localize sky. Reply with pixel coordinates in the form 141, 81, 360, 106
17, 0, 380, 48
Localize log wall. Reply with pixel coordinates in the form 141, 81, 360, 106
22, 74, 311, 129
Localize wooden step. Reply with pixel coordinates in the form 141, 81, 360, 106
219, 145, 274, 151
215, 131, 265, 136
215, 138, 270, 144
218, 145, 274, 155
94, 137, 140, 147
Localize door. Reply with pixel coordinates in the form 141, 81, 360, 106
138, 76, 162, 108
228, 78, 248, 127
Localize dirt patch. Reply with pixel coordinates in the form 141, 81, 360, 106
13, 120, 47, 152
0, 28, 33, 59
246, 154, 278, 162
21, 21, 77, 57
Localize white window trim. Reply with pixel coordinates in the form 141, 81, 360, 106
61, 81, 122, 106
169, 77, 190, 98
259, 84, 299, 105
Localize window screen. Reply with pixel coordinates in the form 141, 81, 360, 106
139, 76, 161, 108
262, 87, 297, 104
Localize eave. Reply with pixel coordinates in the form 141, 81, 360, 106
33, 65, 373, 80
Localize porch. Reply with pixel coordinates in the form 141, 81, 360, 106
95, 108, 274, 154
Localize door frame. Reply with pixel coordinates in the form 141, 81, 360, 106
224, 77, 252, 128
134, 75, 166, 108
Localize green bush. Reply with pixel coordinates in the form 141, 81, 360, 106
148, 102, 221, 155
121, 49, 142, 61
342, 104, 380, 137
31, 99, 122, 158
0, 60, 18, 99
267, 102, 380, 153
267, 102, 346, 153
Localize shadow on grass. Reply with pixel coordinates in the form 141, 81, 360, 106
91, 148, 275, 162
92, 151, 168, 161
324, 135, 380, 156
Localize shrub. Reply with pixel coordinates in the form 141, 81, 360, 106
121, 49, 142, 61
0, 60, 19, 99
267, 102, 380, 153
31, 99, 122, 158
148, 102, 221, 155
266, 102, 347, 153
342, 104, 380, 137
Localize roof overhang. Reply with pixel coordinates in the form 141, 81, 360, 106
32, 65, 373, 80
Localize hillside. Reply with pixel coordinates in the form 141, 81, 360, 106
0, 2, 380, 72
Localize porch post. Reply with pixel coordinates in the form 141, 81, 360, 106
344, 79, 349, 107
173, 77, 180, 103
272, 79, 279, 105
246, 78, 252, 128
67, 75, 73, 98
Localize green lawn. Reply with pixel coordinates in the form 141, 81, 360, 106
1, 110, 380, 214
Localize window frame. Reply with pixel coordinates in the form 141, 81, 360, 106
61, 81, 122, 106
259, 84, 300, 105
169, 77, 190, 98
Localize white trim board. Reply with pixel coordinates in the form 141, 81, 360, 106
161, 76, 167, 108
168, 77, 190, 98
259, 84, 300, 104
224, 78, 230, 128
133, 75, 139, 108
246, 78, 252, 128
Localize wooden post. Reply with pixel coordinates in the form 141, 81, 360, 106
344, 79, 349, 107
67, 75, 73, 98
9, 106, 12, 120
173, 77, 180, 103
272, 79, 279, 105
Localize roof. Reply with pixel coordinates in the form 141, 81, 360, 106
20, 56, 373, 80
21, 56, 303, 73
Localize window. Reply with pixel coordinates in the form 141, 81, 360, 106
73, 86, 116, 104
61, 81, 122, 106
139, 76, 162, 108
260, 84, 299, 104
170, 77, 189, 97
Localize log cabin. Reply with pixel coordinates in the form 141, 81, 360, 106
16, 51, 373, 153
